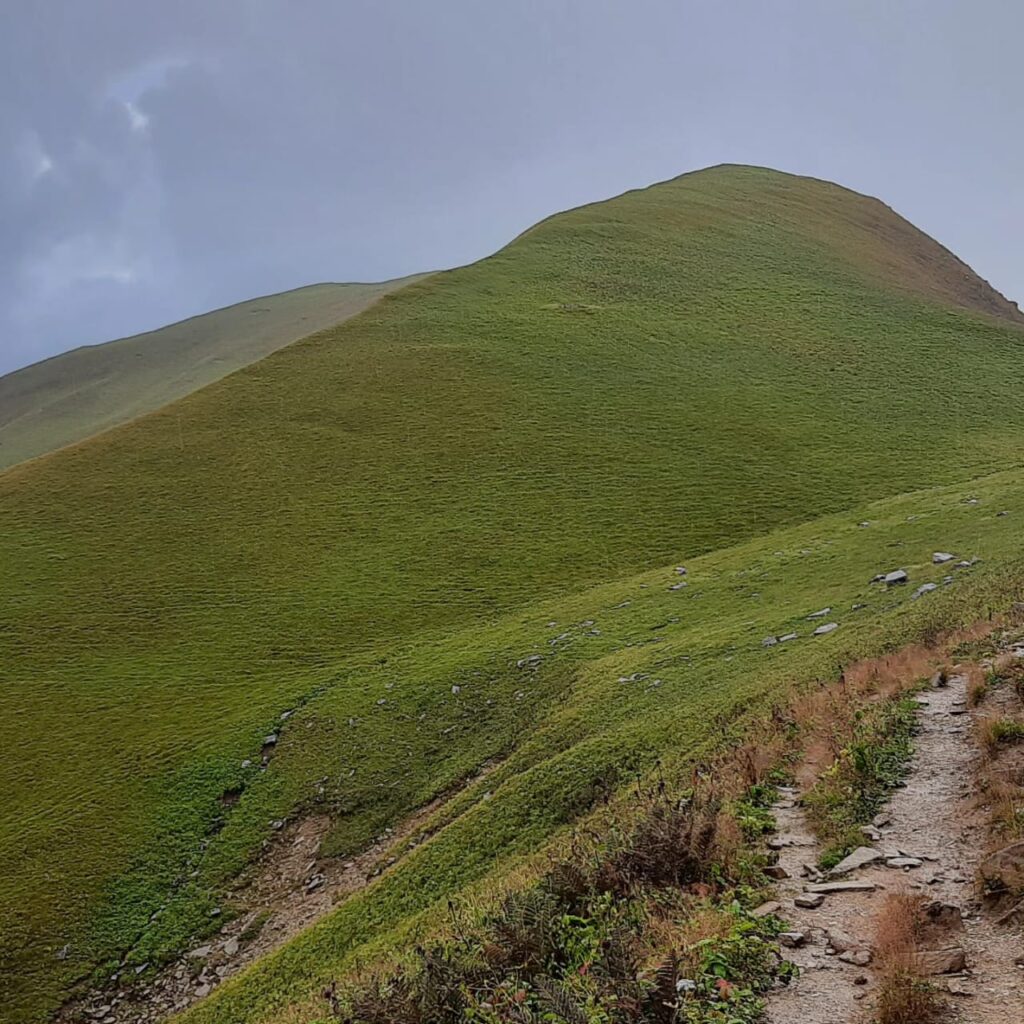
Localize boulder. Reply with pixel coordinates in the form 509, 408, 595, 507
778, 931, 807, 948
813, 622, 839, 636
912, 583, 938, 600
830, 846, 884, 876
979, 841, 1024, 896
764, 864, 790, 880
932, 552, 955, 564
884, 569, 908, 586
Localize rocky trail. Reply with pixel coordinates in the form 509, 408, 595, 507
764, 662, 1024, 1023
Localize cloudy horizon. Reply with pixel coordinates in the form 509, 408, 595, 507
2, 0, 1022, 376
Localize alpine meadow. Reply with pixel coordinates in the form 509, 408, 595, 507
5, 164, 1024, 1024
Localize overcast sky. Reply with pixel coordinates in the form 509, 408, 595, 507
1, 1, 1022, 375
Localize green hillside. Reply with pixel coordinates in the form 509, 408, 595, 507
3, 164, 1024, 1024
0, 279, 420, 471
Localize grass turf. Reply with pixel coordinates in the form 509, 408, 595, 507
2, 163, 1024, 1022
0, 278, 421, 472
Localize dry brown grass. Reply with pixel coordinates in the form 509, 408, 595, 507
873, 893, 945, 1024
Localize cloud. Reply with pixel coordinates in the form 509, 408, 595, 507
124, 101, 149, 133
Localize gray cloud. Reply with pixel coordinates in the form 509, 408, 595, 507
2, 0, 1022, 374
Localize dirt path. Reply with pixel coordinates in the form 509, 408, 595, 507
766, 668, 1024, 1023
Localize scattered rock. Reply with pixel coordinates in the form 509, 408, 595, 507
830, 846, 884, 876
915, 947, 967, 975
751, 901, 782, 918
824, 929, 859, 954
668, 582, 687, 591
779, 931, 808, 948
807, 880, 878, 894
778, 632, 799, 643
795, 893, 825, 909
947, 978, 973, 996
839, 949, 872, 967
979, 841, 1024, 896
861, 825, 882, 841
762, 636, 778, 648
886, 856, 923, 869
813, 622, 839, 636
922, 901, 963, 933
675, 566, 687, 576
222, 938, 239, 957
187, 946, 212, 960
764, 865, 790, 880
807, 607, 831, 619
450, 685, 461, 695
912, 583, 938, 600
263, 734, 278, 747
883, 569, 908, 586
872, 812, 891, 828
932, 552, 955, 564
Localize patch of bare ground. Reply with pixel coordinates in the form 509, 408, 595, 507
766, 638, 1024, 1024
60, 764, 501, 1024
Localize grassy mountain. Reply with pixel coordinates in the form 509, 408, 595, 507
0, 279, 420, 471
3, 164, 1024, 1024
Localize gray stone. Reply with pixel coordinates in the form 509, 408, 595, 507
187, 946, 213, 959
915, 947, 967, 975
839, 949, 872, 967
807, 607, 831, 619
830, 846, 883, 876
932, 552, 955, 564
779, 632, 799, 643
883, 569, 908, 585
795, 892, 825, 908
762, 636, 778, 648
886, 857, 923, 869
813, 622, 839, 636
764, 864, 789, 880
751, 900, 782, 918
807, 880, 878, 893
779, 931, 807, 948
825, 929, 859, 954
912, 583, 938, 600
222, 938, 239, 956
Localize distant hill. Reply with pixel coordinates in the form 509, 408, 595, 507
0, 279, 422, 470
3, 164, 1024, 1023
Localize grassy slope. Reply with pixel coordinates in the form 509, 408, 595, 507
184, 466, 1024, 1024
0, 280, 420, 471
3, 164, 1024, 1022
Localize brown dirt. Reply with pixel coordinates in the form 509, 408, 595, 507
61, 764, 499, 1024
766, 659, 1024, 1023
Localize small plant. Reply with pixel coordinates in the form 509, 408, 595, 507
804, 696, 917, 866
967, 673, 989, 707
978, 716, 1024, 756
873, 893, 944, 1024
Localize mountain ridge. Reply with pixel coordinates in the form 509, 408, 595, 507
5, 163, 1024, 1023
